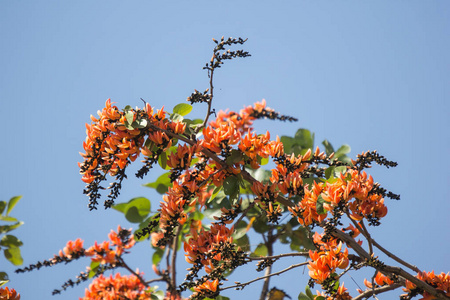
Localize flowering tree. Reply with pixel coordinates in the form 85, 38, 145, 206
16, 37, 449, 300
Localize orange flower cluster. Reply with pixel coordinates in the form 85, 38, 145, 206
80, 99, 144, 183
288, 181, 328, 226
200, 123, 241, 154
362, 271, 394, 290
184, 223, 234, 274
403, 271, 450, 300
308, 233, 349, 284
322, 170, 387, 222
192, 279, 219, 299
0, 287, 20, 300
80, 273, 151, 300
167, 144, 202, 170
58, 226, 135, 265
289, 169, 388, 227
80, 99, 185, 185
315, 284, 352, 300
209, 99, 270, 133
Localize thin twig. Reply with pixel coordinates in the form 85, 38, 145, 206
259, 229, 274, 300
116, 256, 149, 288
352, 283, 402, 300
221, 262, 309, 292
331, 228, 450, 300
246, 252, 309, 261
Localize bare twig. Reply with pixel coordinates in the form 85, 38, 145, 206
259, 229, 274, 300
352, 283, 402, 300
116, 256, 149, 288
221, 262, 309, 292
246, 252, 309, 261
331, 228, 450, 300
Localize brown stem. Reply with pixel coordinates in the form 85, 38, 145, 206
246, 252, 309, 261
221, 262, 309, 292
168, 225, 182, 295
116, 256, 149, 288
352, 283, 403, 300
259, 229, 274, 300
331, 228, 450, 300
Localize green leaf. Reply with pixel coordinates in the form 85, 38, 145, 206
0, 201, 6, 215
4, 247, 23, 266
208, 186, 223, 203
305, 286, 314, 299
170, 112, 184, 122
0, 272, 8, 287
226, 150, 243, 165
259, 156, 269, 166
6, 196, 21, 216
335, 144, 351, 158
0, 222, 23, 234
234, 233, 250, 252
316, 194, 327, 215
131, 118, 148, 129
294, 129, 314, 150
151, 290, 165, 300
223, 176, 239, 196
322, 140, 334, 156
158, 152, 168, 170
125, 110, 135, 125
280, 136, 295, 153
252, 243, 268, 257
0, 235, 23, 248
173, 103, 193, 116
215, 296, 230, 300
252, 214, 270, 234
152, 248, 165, 265
0, 216, 18, 222
233, 221, 248, 240
113, 197, 151, 223
88, 261, 100, 278
298, 292, 311, 300
144, 172, 171, 194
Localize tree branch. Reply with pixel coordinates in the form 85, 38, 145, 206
221, 262, 309, 292
352, 283, 403, 300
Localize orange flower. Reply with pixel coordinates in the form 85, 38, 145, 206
81, 273, 151, 300
0, 287, 20, 300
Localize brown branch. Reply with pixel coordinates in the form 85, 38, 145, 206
221, 262, 309, 292
169, 225, 182, 294
246, 252, 309, 261
331, 228, 450, 300
116, 256, 149, 288
352, 283, 403, 300
259, 229, 274, 300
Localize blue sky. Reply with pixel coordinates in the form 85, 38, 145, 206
1, 1, 449, 299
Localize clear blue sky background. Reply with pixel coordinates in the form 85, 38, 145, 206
1, 1, 449, 299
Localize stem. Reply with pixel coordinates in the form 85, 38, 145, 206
169, 225, 181, 294
116, 256, 149, 288
246, 252, 309, 261
221, 262, 309, 292
352, 283, 403, 300
331, 228, 450, 300
259, 229, 274, 300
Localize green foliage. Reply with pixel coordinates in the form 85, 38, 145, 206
144, 172, 172, 194
113, 197, 151, 223
173, 103, 193, 116
0, 196, 24, 284
298, 286, 316, 300
281, 129, 314, 155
